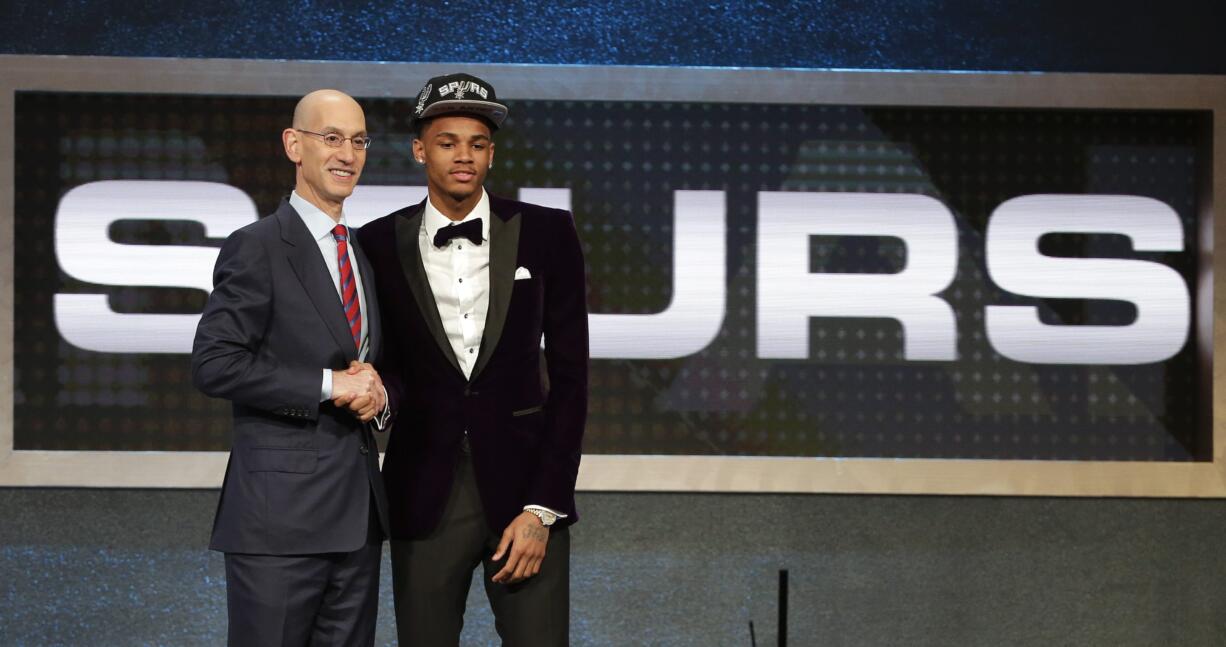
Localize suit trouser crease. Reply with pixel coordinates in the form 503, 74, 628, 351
224, 496, 383, 647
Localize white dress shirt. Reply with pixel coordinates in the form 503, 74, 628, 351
289, 192, 387, 429
420, 190, 565, 521
420, 192, 492, 380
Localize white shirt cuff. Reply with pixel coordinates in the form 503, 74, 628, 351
372, 385, 391, 430
320, 369, 333, 402
524, 504, 567, 519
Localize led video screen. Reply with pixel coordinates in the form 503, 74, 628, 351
15, 90, 1211, 463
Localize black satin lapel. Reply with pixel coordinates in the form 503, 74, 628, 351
282, 218, 357, 362
350, 237, 381, 362
471, 210, 520, 381
394, 211, 464, 377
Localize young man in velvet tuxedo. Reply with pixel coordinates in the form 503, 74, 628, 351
357, 73, 589, 645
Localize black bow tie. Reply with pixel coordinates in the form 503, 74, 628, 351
433, 218, 484, 248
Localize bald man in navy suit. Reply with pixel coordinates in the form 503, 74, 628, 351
193, 89, 390, 646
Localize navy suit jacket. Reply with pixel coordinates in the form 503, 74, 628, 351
192, 199, 390, 555
358, 193, 589, 540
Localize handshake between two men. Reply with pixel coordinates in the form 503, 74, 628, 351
332, 361, 386, 423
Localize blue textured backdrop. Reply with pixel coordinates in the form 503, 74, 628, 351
2, 0, 1224, 73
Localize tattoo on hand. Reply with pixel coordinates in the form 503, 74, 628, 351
521, 525, 548, 543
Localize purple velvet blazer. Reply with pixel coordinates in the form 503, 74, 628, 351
357, 193, 589, 539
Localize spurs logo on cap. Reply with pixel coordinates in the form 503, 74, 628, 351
415, 83, 433, 116
439, 80, 488, 100
411, 73, 509, 128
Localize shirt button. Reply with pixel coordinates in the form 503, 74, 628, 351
458, 278, 463, 283
469, 348, 474, 354
458, 245, 463, 250
463, 314, 468, 319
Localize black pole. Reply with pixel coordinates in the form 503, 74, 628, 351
778, 569, 788, 647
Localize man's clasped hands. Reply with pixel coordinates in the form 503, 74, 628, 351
332, 362, 385, 422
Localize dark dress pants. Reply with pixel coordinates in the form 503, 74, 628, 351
390, 446, 570, 646
224, 499, 383, 647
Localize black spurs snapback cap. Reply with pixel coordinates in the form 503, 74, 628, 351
411, 73, 508, 128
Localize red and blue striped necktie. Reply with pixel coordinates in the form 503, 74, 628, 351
331, 224, 362, 351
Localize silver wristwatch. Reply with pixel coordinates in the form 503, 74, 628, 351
527, 508, 557, 526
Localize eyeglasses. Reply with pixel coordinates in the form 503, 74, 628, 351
296, 129, 373, 150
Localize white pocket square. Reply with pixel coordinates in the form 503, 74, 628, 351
514, 266, 532, 280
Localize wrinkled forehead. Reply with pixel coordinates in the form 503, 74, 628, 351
301, 97, 367, 134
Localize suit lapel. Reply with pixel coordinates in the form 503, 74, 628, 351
278, 202, 358, 363
471, 201, 521, 381
394, 204, 465, 377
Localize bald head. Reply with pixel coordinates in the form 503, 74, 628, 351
283, 89, 368, 220
292, 89, 364, 130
